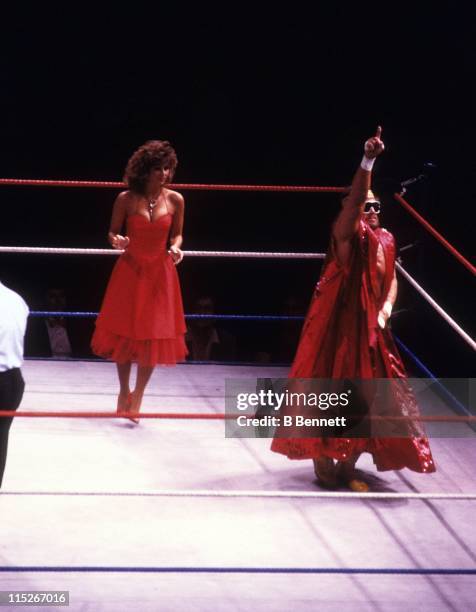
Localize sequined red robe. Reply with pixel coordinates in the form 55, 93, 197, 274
271, 221, 435, 473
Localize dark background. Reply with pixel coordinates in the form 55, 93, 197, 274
0, 5, 474, 375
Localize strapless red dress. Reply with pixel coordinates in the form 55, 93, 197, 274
91, 213, 187, 366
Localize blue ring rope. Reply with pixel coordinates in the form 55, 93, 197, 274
394, 336, 472, 418
30, 311, 303, 321
28, 311, 471, 416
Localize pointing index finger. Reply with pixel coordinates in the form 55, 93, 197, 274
375, 126, 382, 139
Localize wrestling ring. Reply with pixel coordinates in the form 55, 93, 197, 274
0, 178, 475, 611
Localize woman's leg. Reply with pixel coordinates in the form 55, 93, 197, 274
116, 362, 132, 413
129, 365, 155, 422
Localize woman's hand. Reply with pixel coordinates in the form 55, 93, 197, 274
168, 245, 184, 265
110, 234, 130, 250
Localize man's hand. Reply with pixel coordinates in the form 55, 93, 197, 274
377, 310, 388, 329
364, 126, 385, 159
377, 300, 393, 329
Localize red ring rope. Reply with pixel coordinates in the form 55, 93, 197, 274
0, 411, 474, 422
394, 193, 475, 276
0, 411, 230, 419
0, 178, 346, 193
0, 178, 472, 275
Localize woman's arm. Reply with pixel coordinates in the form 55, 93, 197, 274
168, 191, 185, 264
108, 191, 131, 249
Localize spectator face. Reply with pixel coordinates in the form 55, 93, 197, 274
46, 289, 66, 310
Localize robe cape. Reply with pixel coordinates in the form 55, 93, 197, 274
271, 221, 435, 473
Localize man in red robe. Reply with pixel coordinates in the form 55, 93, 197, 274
271, 127, 435, 491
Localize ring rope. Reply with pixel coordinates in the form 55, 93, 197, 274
394, 193, 476, 276
395, 336, 474, 419
20, 321, 473, 421
0, 246, 326, 258
1, 411, 474, 422
0, 178, 471, 275
0, 565, 474, 575
0, 411, 230, 419
22, 309, 476, 356
0, 178, 347, 192
396, 262, 476, 351
2, 255, 472, 347
1, 489, 476, 500
1, 565, 474, 574
29, 311, 304, 321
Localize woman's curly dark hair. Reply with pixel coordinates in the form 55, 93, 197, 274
124, 140, 178, 195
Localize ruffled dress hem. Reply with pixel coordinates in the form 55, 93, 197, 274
92, 327, 188, 367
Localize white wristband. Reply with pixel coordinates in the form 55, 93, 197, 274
360, 155, 375, 172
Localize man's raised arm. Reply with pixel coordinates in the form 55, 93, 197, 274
333, 127, 385, 264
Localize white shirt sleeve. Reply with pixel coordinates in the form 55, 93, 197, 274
0, 283, 29, 371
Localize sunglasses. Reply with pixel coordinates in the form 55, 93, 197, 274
364, 200, 381, 214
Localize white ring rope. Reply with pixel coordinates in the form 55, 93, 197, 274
1, 246, 473, 349
1, 489, 475, 500
396, 262, 476, 351
0, 246, 326, 259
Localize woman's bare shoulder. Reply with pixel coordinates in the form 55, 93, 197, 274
165, 188, 183, 200
115, 190, 134, 203
113, 190, 136, 212
166, 188, 184, 207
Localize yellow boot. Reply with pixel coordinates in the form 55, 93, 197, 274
337, 460, 369, 493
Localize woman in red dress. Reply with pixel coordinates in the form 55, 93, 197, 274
91, 141, 187, 421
